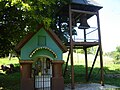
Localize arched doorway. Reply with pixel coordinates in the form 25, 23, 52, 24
33, 56, 52, 90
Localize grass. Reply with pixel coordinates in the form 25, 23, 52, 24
0, 53, 120, 90
63, 53, 120, 87
0, 57, 20, 90
0, 57, 19, 67
0, 72, 20, 90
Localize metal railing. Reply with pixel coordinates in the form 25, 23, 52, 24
73, 27, 99, 42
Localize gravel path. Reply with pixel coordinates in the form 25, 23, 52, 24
65, 83, 120, 90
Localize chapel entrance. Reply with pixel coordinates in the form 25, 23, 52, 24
33, 57, 52, 90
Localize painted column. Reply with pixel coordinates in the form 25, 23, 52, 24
51, 60, 64, 90
20, 60, 34, 90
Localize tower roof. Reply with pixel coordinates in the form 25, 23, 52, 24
56, 0, 103, 24
70, 0, 103, 12
71, 0, 102, 8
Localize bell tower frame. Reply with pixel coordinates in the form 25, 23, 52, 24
56, 0, 104, 89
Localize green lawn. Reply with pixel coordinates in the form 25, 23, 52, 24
63, 53, 120, 86
0, 57, 20, 90
0, 54, 120, 90
0, 57, 19, 67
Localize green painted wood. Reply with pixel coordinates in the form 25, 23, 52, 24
20, 28, 62, 60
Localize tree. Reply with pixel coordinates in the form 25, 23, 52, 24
114, 46, 120, 60
0, 1, 34, 57
0, 0, 69, 57
105, 46, 120, 64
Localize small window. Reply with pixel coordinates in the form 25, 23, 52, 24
38, 36, 46, 46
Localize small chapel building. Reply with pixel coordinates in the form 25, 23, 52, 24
15, 25, 67, 90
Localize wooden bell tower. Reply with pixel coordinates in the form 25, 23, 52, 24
56, 0, 104, 89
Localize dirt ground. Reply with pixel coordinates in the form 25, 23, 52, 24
65, 83, 120, 90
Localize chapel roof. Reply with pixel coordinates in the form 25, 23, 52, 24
15, 24, 67, 53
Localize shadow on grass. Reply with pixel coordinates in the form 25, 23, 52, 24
0, 64, 20, 90
63, 64, 120, 87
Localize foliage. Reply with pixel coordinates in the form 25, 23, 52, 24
55, 23, 77, 44
0, 72, 20, 90
0, 0, 69, 57
114, 46, 120, 60
0, 57, 20, 90
105, 46, 120, 63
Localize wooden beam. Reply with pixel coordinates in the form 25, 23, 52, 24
96, 11, 104, 86
69, 4, 75, 89
63, 50, 71, 77
71, 9, 97, 15
74, 42, 99, 46
66, 42, 99, 49
84, 47, 88, 81
83, 29, 88, 81
87, 46, 100, 81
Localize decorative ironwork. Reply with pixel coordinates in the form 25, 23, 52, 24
33, 57, 52, 90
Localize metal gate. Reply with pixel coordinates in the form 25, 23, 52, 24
33, 57, 52, 90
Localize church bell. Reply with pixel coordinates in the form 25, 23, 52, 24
78, 14, 90, 29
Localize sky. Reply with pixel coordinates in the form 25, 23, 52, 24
95, 0, 120, 52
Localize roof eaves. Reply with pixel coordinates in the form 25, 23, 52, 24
15, 24, 44, 51
15, 32, 36, 51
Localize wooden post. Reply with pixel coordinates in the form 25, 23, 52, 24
84, 48, 88, 81
69, 4, 75, 89
83, 29, 88, 81
96, 11, 104, 86
63, 50, 71, 76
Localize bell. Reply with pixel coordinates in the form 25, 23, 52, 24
78, 14, 90, 29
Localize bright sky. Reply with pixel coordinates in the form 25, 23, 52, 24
96, 0, 120, 52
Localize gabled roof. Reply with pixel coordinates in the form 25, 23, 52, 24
15, 24, 67, 53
